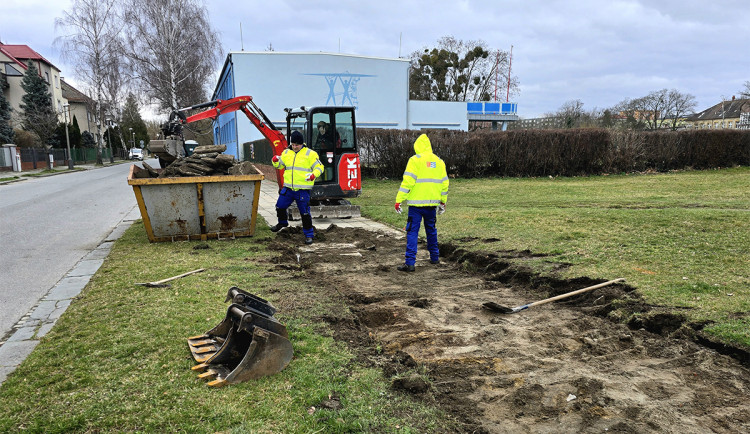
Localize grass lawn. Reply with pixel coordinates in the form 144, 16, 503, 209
0, 225, 451, 433
352, 166, 750, 348
1, 166, 747, 432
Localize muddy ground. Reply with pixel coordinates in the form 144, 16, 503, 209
268, 225, 750, 433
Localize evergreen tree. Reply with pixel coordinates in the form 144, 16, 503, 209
71, 115, 82, 147
121, 93, 149, 148
19, 62, 58, 147
0, 74, 14, 144
81, 130, 96, 148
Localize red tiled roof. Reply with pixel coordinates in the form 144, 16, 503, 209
0, 43, 59, 71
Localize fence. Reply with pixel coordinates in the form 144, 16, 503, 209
18, 147, 114, 169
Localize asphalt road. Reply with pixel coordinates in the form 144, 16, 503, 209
0, 162, 141, 340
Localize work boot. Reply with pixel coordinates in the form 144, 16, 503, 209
270, 223, 288, 233
397, 264, 415, 272
429, 259, 440, 265
304, 237, 314, 245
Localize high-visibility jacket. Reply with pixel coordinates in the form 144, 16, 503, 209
272, 145, 324, 190
396, 134, 449, 206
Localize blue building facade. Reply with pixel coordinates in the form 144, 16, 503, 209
211, 51, 515, 160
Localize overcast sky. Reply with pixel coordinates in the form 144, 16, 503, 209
3, 0, 750, 119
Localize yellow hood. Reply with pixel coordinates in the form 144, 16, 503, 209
413, 134, 432, 155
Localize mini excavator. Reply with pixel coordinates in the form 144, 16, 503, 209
150, 95, 362, 218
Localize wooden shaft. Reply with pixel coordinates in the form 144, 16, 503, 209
528, 278, 625, 308
152, 268, 205, 284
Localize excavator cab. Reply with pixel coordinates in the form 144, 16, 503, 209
285, 106, 361, 217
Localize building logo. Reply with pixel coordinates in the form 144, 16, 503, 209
302, 72, 376, 109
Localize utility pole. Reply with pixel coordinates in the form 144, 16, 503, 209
494, 50, 500, 102
506, 45, 513, 103
63, 104, 74, 170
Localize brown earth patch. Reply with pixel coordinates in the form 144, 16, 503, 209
270, 225, 750, 433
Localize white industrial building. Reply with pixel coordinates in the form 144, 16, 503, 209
210, 51, 516, 160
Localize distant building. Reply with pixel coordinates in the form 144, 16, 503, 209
210, 51, 517, 160
0, 43, 65, 125
1, 42, 99, 139
687, 97, 750, 130
61, 78, 96, 132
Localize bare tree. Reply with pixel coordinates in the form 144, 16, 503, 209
627, 89, 697, 130
101, 55, 130, 154
611, 98, 647, 130
665, 89, 697, 131
121, 0, 223, 111
739, 81, 750, 99
55, 0, 120, 165
410, 36, 518, 102
636, 89, 671, 130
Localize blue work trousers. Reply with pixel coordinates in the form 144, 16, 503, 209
404, 206, 439, 266
276, 187, 314, 238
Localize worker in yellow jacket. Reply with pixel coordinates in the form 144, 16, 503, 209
395, 134, 449, 271
270, 130, 324, 244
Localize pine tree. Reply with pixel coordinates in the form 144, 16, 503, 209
0, 74, 14, 144
19, 62, 58, 147
71, 115, 82, 147
121, 93, 149, 148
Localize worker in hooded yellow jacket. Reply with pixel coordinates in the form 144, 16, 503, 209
394, 134, 449, 271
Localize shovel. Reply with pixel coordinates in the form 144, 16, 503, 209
482, 278, 625, 314
135, 268, 205, 288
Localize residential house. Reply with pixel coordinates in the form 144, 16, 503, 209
0, 42, 66, 126
687, 96, 750, 130
61, 78, 96, 133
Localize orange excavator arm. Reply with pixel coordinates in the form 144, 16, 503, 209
174, 95, 288, 157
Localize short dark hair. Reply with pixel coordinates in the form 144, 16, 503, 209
290, 130, 304, 144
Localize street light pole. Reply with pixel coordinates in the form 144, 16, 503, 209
107, 119, 114, 163
63, 104, 74, 170
106, 119, 113, 161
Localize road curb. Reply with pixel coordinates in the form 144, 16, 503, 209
0, 205, 140, 385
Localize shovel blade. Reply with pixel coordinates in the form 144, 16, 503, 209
482, 301, 514, 314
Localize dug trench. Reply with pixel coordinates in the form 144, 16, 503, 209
265, 225, 750, 433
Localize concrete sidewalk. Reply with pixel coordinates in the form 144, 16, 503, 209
0, 205, 142, 384
256, 179, 403, 237
0, 177, 401, 385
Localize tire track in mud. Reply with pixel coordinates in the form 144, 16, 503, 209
270, 226, 750, 433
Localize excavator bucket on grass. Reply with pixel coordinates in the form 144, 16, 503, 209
187, 287, 293, 387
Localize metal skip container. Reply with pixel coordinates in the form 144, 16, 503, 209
127, 165, 264, 242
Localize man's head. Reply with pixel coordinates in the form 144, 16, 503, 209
317, 121, 327, 133
290, 130, 304, 149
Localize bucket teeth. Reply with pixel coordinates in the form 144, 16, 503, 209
193, 345, 217, 354
198, 370, 218, 380
187, 287, 293, 386
207, 378, 228, 388
191, 363, 209, 372
194, 353, 215, 363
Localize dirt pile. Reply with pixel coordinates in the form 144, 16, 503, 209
270, 226, 750, 433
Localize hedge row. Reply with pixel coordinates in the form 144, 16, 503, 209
357, 128, 750, 178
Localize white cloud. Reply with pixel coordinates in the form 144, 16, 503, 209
2, 0, 749, 119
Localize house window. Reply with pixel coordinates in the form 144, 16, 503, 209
44, 71, 50, 83
55, 75, 59, 88
4, 63, 23, 76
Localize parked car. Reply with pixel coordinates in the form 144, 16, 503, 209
129, 148, 143, 160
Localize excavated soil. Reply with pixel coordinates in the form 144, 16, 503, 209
268, 225, 750, 433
